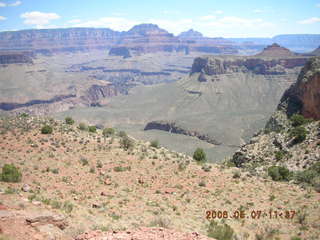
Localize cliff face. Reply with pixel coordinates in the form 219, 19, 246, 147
0, 52, 33, 64
190, 55, 308, 80
144, 120, 221, 145
275, 57, 320, 120
0, 25, 238, 55
231, 57, 320, 172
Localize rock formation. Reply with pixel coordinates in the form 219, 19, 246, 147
190, 54, 308, 81
144, 120, 221, 145
231, 57, 320, 171
0, 51, 33, 64
178, 29, 204, 40
255, 43, 295, 57
108, 46, 131, 58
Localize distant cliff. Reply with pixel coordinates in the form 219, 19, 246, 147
0, 51, 33, 64
0, 24, 238, 55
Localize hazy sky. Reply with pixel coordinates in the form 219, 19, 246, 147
0, 0, 319, 37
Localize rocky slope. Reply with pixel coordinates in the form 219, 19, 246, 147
0, 115, 319, 240
231, 57, 320, 173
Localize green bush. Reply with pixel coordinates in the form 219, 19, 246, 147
150, 140, 160, 148
290, 126, 307, 144
88, 126, 96, 133
275, 151, 286, 161
103, 128, 115, 137
207, 221, 234, 240
193, 148, 206, 162
1, 164, 22, 182
41, 125, 53, 134
120, 136, 134, 150
78, 123, 88, 131
268, 166, 291, 181
290, 114, 309, 127
65, 117, 75, 125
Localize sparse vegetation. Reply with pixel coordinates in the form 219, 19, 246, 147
294, 162, 320, 192
207, 221, 234, 240
120, 136, 134, 150
1, 164, 22, 182
275, 150, 286, 161
41, 125, 53, 134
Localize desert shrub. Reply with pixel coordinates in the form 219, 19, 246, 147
275, 150, 286, 161
149, 216, 171, 228
291, 237, 301, 240
114, 166, 131, 172
120, 136, 134, 150
1, 164, 22, 182
103, 128, 115, 137
311, 176, 320, 192
20, 113, 29, 118
65, 117, 75, 125
193, 148, 206, 162
88, 126, 96, 133
268, 166, 291, 181
290, 126, 308, 144
63, 201, 74, 213
232, 170, 241, 178
41, 125, 53, 134
290, 114, 310, 127
150, 140, 160, 148
80, 157, 89, 166
294, 162, 320, 188
118, 131, 127, 138
207, 220, 234, 240
78, 123, 88, 131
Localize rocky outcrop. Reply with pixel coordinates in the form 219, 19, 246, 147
270, 57, 320, 121
144, 120, 221, 145
190, 55, 308, 80
82, 84, 118, 105
191, 55, 308, 80
231, 57, 320, 171
255, 43, 295, 57
108, 46, 131, 58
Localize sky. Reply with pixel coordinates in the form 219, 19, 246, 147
0, 0, 319, 37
